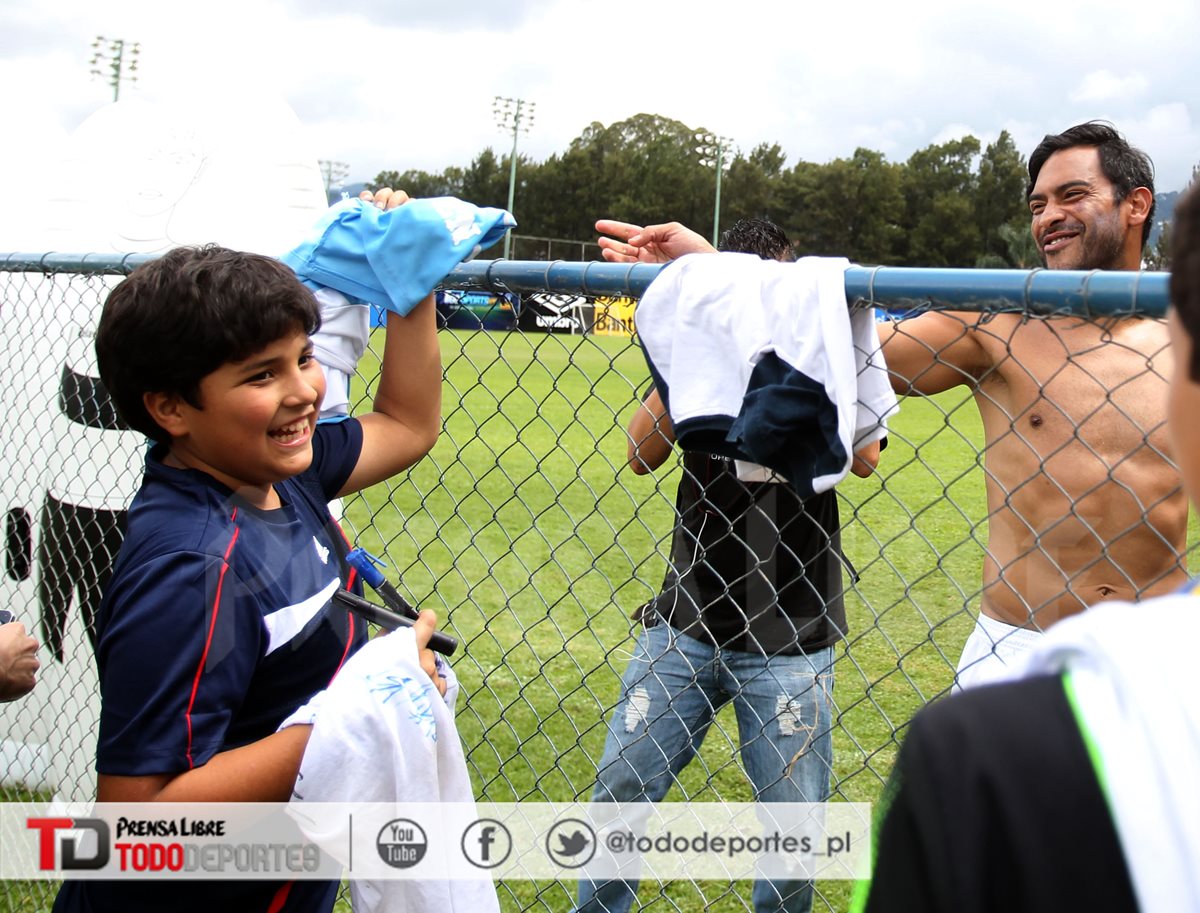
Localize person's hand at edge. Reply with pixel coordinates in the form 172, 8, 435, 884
0, 622, 39, 702
595, 220, 716, 263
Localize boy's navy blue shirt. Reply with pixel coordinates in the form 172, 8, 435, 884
55, 418, 366, 913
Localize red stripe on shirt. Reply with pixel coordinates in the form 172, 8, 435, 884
185, 520, 241, 769
329, 612, 355, 685
330, 517, 358, 593
331, 516, 353, 548
265, 879, 294, 913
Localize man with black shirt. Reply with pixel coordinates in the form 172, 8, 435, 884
576, 219, 882, 913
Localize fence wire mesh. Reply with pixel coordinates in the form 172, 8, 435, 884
0, 256, 1187, 913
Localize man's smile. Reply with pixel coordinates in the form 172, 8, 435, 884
1041, 226, 1081, 254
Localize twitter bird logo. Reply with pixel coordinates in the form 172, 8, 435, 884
558, 830, 590, 856
546, 819, 597, 868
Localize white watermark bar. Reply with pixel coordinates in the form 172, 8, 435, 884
1, 802, 870, 881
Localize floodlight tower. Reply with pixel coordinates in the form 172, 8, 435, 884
695, 132, 734, 247
90, 36, 140, 102
318, 159, 350, 195
493, 95, 536, 259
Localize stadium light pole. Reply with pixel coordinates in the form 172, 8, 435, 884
494, 96, 535, 259
695, 132, 734, 247
318, 159, 350, 196
90, 35, 140, 102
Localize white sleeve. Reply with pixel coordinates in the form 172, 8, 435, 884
851, 307, 899, 449
310, 287, 370, 419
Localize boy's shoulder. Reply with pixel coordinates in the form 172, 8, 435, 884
123, 422, 357, 551
112, 420, 363, 579
119, 453, 245, 565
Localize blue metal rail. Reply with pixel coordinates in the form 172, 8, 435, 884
0, 253, 1172, 318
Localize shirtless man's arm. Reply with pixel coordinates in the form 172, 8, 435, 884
877, 311, 994, 395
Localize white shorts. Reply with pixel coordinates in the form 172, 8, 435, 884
954, 614, 1044, 691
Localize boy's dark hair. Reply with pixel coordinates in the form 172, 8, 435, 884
718, 218, 796, 261
1027, 121, 1156, 247
97, 245, 321, 444
1170, 184, 1200, 380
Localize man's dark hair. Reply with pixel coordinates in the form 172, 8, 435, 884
1027, 121, 1156, 247
718, 218, 795, 261
96, 245, 321, 444
1170, 184, 1200, 380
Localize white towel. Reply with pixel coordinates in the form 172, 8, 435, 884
1016, 594, 1200, 913
281, 630, 499, 913
636, 253, 896, 496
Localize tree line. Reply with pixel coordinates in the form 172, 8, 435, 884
374, 113, 1047, 268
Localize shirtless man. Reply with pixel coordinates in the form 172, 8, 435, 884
878, 122, 1186, 687
595, 123, 1186, 690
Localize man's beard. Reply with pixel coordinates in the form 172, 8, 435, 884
1040, 211, 1127, 270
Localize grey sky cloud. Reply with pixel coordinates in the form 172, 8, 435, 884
0, 7, 90, 56
2, 0, 1197, 216
277, 0, 546, 32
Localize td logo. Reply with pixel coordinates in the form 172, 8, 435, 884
27, 818, 111, 870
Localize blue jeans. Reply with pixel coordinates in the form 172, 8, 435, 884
576, 623, 835, 913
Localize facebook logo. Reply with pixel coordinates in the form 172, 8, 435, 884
478, 825, 497, 861
461, 819, 512, 869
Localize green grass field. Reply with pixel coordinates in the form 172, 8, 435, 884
9, 323, 1182, 913
341, 327, 990, 913
0, 326, 1015, 913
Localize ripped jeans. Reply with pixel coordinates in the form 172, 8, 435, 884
577, 623, 835, 913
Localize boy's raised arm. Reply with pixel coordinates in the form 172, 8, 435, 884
338, 293, 441, 495
327, 187, 441, 496
292, 186, 520, 496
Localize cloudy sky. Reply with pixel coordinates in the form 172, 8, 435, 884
4, 0, 1200, 210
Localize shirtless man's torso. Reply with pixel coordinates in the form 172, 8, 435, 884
880, 309, 1186, 630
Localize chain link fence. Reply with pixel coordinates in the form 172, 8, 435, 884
0, 255, 1184, 913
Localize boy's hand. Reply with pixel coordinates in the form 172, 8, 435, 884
360, 187, 411, 212
0, 622, 40, 702
412, 610, 448, 696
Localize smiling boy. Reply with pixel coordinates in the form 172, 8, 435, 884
53, 190, 445, 913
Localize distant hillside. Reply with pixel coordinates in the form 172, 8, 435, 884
1150, 190, 1179, 246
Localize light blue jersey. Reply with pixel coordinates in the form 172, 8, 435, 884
283, 196, 515, 316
